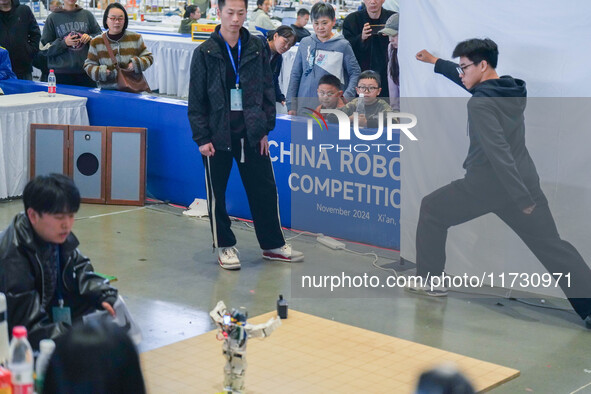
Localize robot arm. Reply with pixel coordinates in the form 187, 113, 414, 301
210, 300, 228, 326
245, 317, 281, 339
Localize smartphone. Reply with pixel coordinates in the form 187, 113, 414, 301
370, 24, 385, 35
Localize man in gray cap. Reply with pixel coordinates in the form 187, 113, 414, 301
379, 13, 399, 110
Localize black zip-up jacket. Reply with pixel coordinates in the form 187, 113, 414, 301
0, 213, 117, 349
0, 0, 40, 75
343, 8, 395, 99
435, 59, 538, 210
188, 26, 276, 150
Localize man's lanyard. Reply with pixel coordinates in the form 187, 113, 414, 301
55, 244, 64, 307
220, 32, 241, 89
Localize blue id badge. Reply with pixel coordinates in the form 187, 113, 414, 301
230, 88, 243, 111
52, 306, 72, 325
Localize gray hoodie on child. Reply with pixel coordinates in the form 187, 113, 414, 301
287, 32, 360, 115
41, 5, 102, 74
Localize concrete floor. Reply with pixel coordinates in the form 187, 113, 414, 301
1, 200, 589, 393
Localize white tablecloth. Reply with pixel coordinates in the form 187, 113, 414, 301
0, 92, 89, 199
142, 33, 200, 99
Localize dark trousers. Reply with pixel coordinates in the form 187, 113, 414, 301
202, 137, 285, 250
56, 73, 96, 88
416, 170, 591, 319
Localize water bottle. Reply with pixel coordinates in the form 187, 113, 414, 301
34, 339, 55, 394
0, 294, 10, 367
48, 70, 56, 97
8, 326, 33, 394
356, 93, 365, 115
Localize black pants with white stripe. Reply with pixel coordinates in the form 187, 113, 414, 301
416, 169, 591, 320
203, 137, 285, 250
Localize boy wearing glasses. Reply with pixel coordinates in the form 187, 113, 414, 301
411, 39, 591, 330
315, 73, 345, 119
340, 70, 391, 128
287, 2, 360, 116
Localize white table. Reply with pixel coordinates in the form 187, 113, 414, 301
141, 33, 200, 99
0, 92, 89, 199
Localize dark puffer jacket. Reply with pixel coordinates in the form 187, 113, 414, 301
0, 213, 117, 349
188, 26, 276, 151
0, 0, 40, 75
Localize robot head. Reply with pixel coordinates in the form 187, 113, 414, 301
231, 308, 248, 326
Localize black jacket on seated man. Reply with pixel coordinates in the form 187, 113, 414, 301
0, 212, 117, 349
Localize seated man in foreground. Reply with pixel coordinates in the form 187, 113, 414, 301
0, 174, 117, 349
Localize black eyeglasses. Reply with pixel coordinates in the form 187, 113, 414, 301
357, 86, 379, 92
456, 63, 474, 75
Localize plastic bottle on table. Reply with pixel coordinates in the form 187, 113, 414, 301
48, 69, 56, 97
356, 93, 365, 116
8, 326, 33, 394
0, 294, 10, 367
34, 339, 55, 394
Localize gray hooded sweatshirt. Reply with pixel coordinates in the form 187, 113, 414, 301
287, 32, 360, 115
41, 5, 102, 74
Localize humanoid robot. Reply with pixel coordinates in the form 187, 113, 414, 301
210, 301, 281, 393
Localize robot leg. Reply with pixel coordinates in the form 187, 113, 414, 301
229, 353, 247, 392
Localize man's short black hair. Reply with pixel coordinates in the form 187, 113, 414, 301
297, 8, 310, 17
358, 70, 381, 87
218, 0, 248, 11
23, 174, 80, 215
310, 2, 335, 21
103, 3, 129, 32
318, 74, 342, 90
452, 38, 499, 69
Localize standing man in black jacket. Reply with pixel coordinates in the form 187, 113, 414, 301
342, 0, 394, 99
0, 0, 40, 80
410, 38, 591, 329
0, 174, 118, 349
188, 0, 303, 270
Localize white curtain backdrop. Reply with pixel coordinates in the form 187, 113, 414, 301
398, 0, 591, 296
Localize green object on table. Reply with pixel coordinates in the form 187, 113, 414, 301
95, 272, 118, 282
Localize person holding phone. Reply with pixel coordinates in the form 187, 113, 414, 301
41, 0, 102, 87
343, 0, 395, 99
